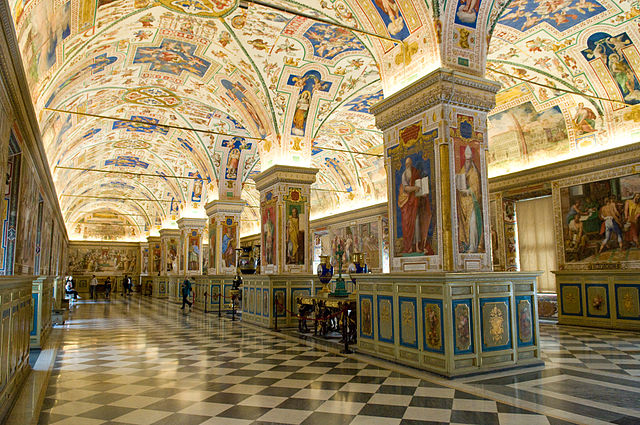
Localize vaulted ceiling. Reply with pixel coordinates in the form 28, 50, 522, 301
8, 0, 640, 241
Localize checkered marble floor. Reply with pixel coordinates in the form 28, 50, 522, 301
539, 322, 640, 376
33, 298, 566, 425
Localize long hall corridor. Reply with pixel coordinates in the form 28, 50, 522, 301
17, 298, 640, 425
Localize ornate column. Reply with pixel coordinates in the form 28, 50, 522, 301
159, 228, 180, 276
253, 165, 317, 274
147, 236, 162, 276
205, 200, 244, 275
371, 68, 500, 272
177, 217, 206, 276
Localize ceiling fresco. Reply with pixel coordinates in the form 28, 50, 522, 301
8, 0, 640, 240
486, 0, 640, 176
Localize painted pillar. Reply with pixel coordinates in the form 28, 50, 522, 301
177, 217, 206, 276
204, 200, 244, 275
159, 228, 180, 276
371, 69, 500, 272
253, 165, 317, 274
147, 236, 162, 276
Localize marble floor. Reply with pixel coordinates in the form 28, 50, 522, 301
9, 297, 640, 425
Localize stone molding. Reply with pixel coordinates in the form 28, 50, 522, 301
371, 68, 501, 131
252, 165, 318, 192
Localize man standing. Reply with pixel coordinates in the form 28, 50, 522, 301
181, 278, 192, 310
90, 275, 98, 300
599, 197, 624, 253
123, 274, 132, 295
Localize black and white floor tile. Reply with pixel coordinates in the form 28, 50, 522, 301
31, 298, 639, 425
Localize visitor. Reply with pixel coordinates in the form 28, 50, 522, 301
65, 278, 79, 300
89, 275, 98, 300
181, 278, 192, 310
122, 274, 132, 295
105, 277, 112, 299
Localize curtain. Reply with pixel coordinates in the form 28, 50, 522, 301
516, 196, 557, 293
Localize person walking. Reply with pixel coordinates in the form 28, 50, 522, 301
181, 278, 192, 310
105, 276, 112, 299
122, 274, 132, 296
89, 275, 98, 300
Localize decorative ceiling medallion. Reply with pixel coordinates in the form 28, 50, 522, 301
158, 0, 237, 18
113, 140, 152, 150
123, 86, 182, 108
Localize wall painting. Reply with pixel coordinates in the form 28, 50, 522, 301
388, 122, 438, 258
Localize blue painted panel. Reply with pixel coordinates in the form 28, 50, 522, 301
377, 295, 394, 344
515, 295, 535, 348
614, 284, 640, 320
422, 298, 444, 354
452, 299, 474, 355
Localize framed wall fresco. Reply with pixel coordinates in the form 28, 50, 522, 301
359, 294, 374, 340
68, 244, 140, 275
377, 295, 394, 344
166, 238, 178, 273
208, 220, 216, 271
479, 297, 512, 352
388, 122, 438, 260
554, 165, 640, 269
398, 296, 418, 349
422, 298, 444, 354
452, 299, 474, 355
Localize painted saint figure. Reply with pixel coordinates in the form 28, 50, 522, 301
624, 193, 640, 247
264, 210, 275, 265
222, 226, 236, 267
292, 91, 311, 136
457, 146, 483, 253
226, 147, 241, 180
398, 157, 432, 254
287, 206, 302, 264
573, 103, 597, 135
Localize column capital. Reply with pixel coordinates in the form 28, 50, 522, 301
371, 68, 501, 132
159, 228, 180, 238
205, 199, 245, 217
176, 217, 207, 229
252, 165, 318, 192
